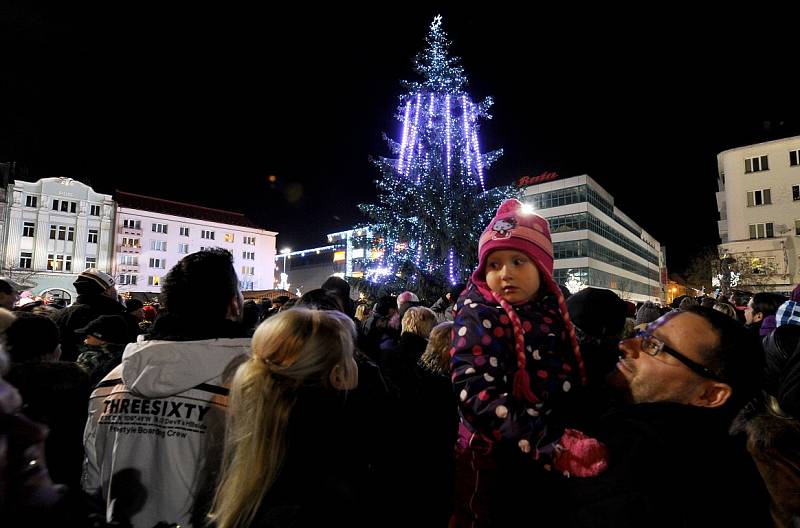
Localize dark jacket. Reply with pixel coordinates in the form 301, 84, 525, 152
382, 331, 428, 398
561, 402, 770, 528
251, 387, 369, 528
6, 361, 91, 490
50, 294, 124, 362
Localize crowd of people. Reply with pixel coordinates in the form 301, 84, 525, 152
0, 198, 798, 527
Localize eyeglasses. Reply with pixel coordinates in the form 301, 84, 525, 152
635, 329, 722, 381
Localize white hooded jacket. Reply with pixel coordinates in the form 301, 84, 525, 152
83, 336, 250, 528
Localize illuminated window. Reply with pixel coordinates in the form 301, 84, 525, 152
224, 233, 234, 243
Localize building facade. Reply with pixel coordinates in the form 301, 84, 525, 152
1, 177, 115, 302
716, 135, 800, 294
519, 173, 666, 303
113, 192, 277, 296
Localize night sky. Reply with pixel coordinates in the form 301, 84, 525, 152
3, 6, 799, 274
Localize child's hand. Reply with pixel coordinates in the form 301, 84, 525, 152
553, 428, 609, 477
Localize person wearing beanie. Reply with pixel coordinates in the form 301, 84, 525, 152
50, 269, 124, 362
451, 198, 607, 526
75, 315, 132, 386
635, 301, 662, 327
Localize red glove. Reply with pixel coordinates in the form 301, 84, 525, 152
553, 428, 609, 477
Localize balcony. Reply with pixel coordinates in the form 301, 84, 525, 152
119, 245, 141, 254
119, 226, 143, 236
118, 265, 139, 273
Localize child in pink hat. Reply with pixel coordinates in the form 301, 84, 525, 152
451, 199, 607, 525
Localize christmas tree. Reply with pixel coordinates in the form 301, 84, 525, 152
359, 15, 509, 298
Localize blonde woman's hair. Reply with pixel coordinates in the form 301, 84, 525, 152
713, 302, 737, 319
355, 303, 369, 322
208, 308, 358, 528
401, 306, 437, 338
419, 321, 454, 375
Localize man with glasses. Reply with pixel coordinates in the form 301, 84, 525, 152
558, 306, 770, 527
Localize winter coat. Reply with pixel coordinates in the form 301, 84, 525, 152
76, 342, 126, 387
381, 331, 428, 398
83, 334, 250, 528
430, 295, 456, 323
6, 361, 91, 490
451, 282, 583, 457
561, 402, 770, 528
50, 294, 125, 362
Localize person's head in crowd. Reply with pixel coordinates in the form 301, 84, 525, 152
761, 325, 800, 418
278, 298, 296, 312
259, 297, 272, 311
160, 249, 242, 326
76, 315, 130, 346
678, 296, 699, 311
613, 306, 761, 416
354, 303, 369, 322
624, 301, 637, 319
241, 300, 261, 333
566, 287, 627, 339
0, 279, 21, 311
0, 308, 15, 335
700, 297, 716, 309
635, 301, 662, 328
272, 295, 290, 311
209, 308, 358, 528
0, 308, 15, 374
4, 313, 61, 363
374, 295, 397, 319
142, 305, 157, 322
713, 302, 738, 320
401, 306, 437, 339
397, 291, 420, 319
419, 321, 454, 375
745, 292, 785, 326
125, 299, 145, 322
73, 269, 117, 300
296, 289, 344, 312
321, 276, 355, 318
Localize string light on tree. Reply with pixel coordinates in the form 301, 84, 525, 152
360, 15, 509, 296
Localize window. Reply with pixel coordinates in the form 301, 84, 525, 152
180, 227, 190, 237
751, 256, 777, 275
121, 237, 140, 248
67, 227, 75, 241
150, 240, 167, 251
746, 189, 772, 207
87, 229, 98, 244
243, 236, 256, 245
70, 202, 77, 214
791, 150, 799, 167
19, 252, 32, 269
794, 185, 800, 202
201, 230, 215, 240
119, 274, 137, 286
120, 255, 138, 265
745, 155, 769, 173
22, 222, 34, 237
60, 200, 69, 212
123, 219, 141, 230
25, 196, 37, 208
47, 254, 71, 271
90, 205, 101, 216
178, 243, 189, 254
85, 257, 96, 269
240, 280, 254, 290
52, 199, 59, 211
242, 251, 255, 260
149, 258, 166, 269
224, 233, 234, 243
241, 266, 255, 275
147, 276, 160, 286
795, 219, 800, 236
152, 223, 168, 234
749, 222, 774, 239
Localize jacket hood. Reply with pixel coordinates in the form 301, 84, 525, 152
121, 337, 250, 398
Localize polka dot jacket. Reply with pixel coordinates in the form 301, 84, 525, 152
451, 282, 583, 460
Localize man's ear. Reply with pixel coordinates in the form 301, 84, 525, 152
691, 381, 732, 408
227, 295, 242, 320
753, 312, 764, 323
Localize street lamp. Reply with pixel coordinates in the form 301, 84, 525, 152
280, 248, 291, 274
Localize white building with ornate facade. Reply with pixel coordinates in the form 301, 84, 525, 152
1, 177, 115, 302
113, 192, 277, 297
716, 135, 800, 294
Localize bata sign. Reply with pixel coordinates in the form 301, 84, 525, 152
515, 171, 559, 188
